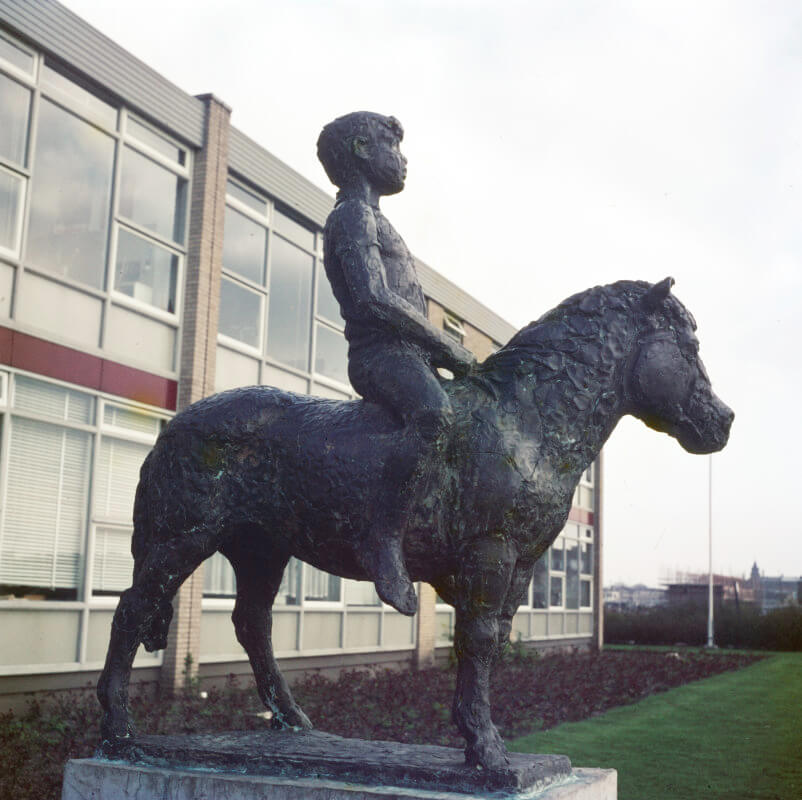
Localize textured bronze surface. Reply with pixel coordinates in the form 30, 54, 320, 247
108, 729, 571, 794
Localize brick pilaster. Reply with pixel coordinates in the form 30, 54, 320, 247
161, 93, 231, 692
414, 582, 437, 669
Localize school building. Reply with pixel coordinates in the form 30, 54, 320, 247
0, 0, 602, 710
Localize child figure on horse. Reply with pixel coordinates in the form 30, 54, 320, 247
317, 112, 476, 615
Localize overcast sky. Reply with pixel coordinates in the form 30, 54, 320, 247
62, 0, 801, 587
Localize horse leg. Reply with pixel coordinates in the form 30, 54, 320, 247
225, 545, 312, 730
97, 537, 212, 744
497, 558, 535, 651
452, 539, 516, 769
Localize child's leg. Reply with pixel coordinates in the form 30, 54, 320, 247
349, 341, 452, 615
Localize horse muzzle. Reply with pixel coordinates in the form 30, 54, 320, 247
674, 390, 734, 454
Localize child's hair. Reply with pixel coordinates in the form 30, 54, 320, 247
317, 112, 403, 188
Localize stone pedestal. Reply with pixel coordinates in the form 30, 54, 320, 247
63, 730, 616, 799
63, 759, 617, 800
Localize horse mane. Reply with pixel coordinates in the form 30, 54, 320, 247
477, 280, 696, 455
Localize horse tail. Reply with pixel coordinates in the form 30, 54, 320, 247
131, 449, 174, 651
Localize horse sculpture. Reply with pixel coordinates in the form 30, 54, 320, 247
98, 277, 733, 770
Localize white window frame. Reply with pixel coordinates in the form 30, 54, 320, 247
300, 561, 344, 608
0, 29, 37, 83
443, 311, 466, 343
108, 220, 185, 323
217, 273, 265, 355
0, 370, 170, 604
217, 179, 354, 399
0, 164, 26, 259
2, 54, 191, 377
549, 537, 566, 609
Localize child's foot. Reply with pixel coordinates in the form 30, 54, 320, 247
374, 571, 418, 616
361, 537, 418, 615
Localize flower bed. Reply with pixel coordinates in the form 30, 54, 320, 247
0, 648, 761, 800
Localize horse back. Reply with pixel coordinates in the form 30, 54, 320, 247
138, 386, 403, 559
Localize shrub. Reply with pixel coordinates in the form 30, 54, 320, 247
0, 649, 761, 800
606, 603, 802, 650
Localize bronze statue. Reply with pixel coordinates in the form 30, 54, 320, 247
98, 246, 733, 768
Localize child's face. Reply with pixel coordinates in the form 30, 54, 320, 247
364, 125, 407, 196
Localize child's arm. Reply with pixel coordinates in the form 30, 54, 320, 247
332, 203, 476, 375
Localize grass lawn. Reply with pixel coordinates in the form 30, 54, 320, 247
509, 652, 802, 800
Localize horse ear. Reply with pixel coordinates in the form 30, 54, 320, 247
642, 277, 675, 311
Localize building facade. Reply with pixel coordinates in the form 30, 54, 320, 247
0, 0, 602, 710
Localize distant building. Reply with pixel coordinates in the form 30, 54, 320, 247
750, 563, 801, 612
665, 582, 725, 608
661, 564, 802, 611
603, 584, 665, 611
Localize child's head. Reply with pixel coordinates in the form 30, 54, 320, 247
318, 112, 404, 191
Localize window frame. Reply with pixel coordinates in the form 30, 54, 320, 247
443, 310, 466, 344
217, 179, 353, 399
0, 30, 37, 83
0, 162, 26, 259
0, 47, 191, 376
0, 369, 171, 610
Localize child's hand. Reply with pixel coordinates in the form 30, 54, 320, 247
448, 346, 477, 378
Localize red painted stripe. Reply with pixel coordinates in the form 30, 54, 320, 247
12, 330, 102, 389
0, 326, 177, 410
101, 359, 177, 410
569, 507, 594, 526
0, 326, 11, 364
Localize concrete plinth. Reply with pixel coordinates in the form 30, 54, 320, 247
62, 759, 617, 800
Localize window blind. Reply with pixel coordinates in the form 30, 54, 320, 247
1, 416, 90, 588
94, 436, 150, 522
92, 525, 134, 592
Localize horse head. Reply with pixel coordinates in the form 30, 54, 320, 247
625, 277, 733, 454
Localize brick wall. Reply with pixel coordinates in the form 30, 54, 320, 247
161, 94, 231, 692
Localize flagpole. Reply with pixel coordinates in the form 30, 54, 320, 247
707, 454, 714, 648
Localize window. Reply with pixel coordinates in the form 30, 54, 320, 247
27, 99, 115, 288
0, 71, 30, 166
215, 179, 351, 399
580, 540, 593, 608
0, 31, 35, 76
211, 181, 354, 601
118, 146, 187, 244
549, 540, 564, 607
0, 166, 24, 256
203, 553, 237, 598
113, 228, 178, 313
0, 373, 167, 599
443, 311, 465, 344
565, 539, 580, 610
2, 414, 91, 594
345, 579, 380, 606
304, 567, 341, 603
0, 41, 189, 372
222, 205, 266, 285
219, 277, 262, 348
266, 236, 312, 371
532, 556, 548, 609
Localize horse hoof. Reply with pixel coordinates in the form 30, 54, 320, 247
270, 705, 313, 730
465, 739, 510, 771
100, 713, 135, 746
285, 706, 313, 730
